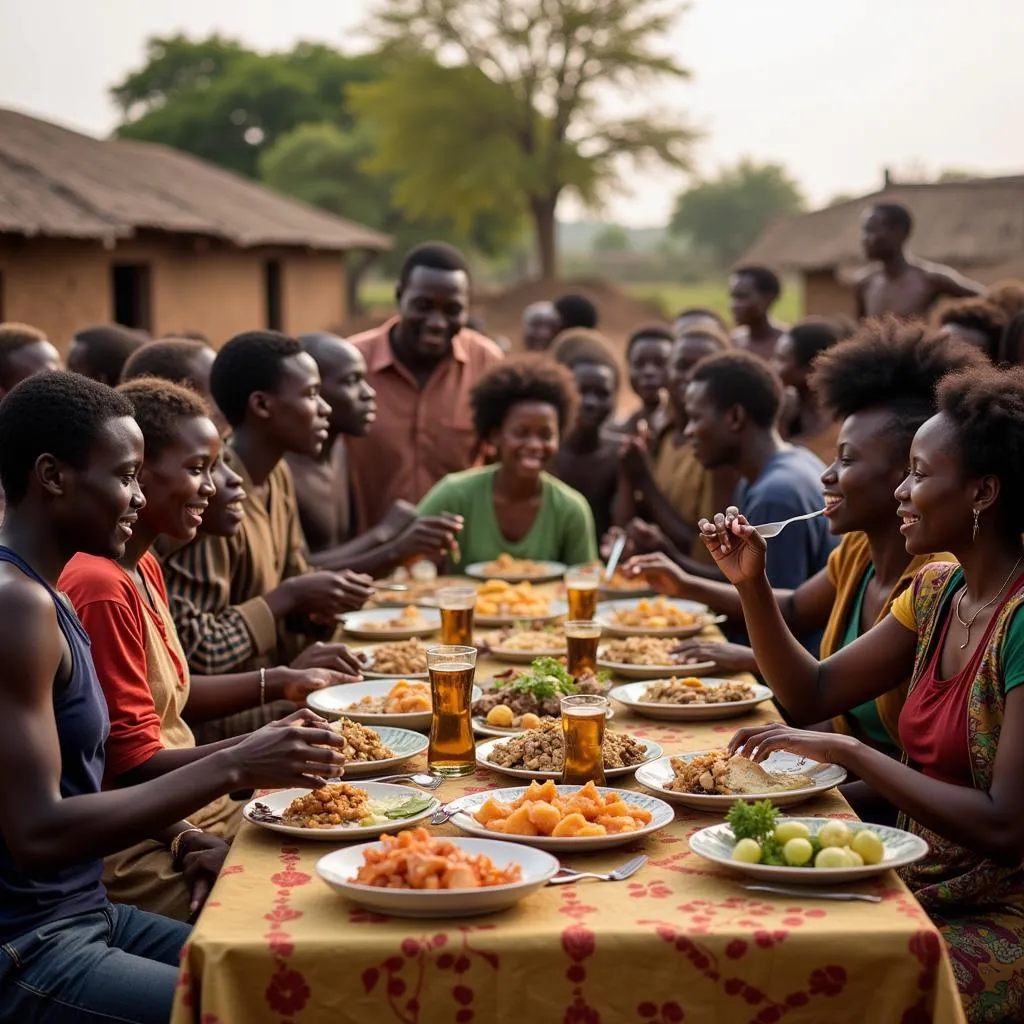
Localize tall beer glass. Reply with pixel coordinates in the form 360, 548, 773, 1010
564, 566, 600, 621
561, 694, 608, 786
427, 645, 477, 777
564, 620, 601, 680
438, 586, 476, 646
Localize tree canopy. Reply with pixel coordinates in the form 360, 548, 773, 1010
350, 0, 695, 279
670, 159, 806, 268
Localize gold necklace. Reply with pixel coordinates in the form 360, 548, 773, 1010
954, 556, 1024, 650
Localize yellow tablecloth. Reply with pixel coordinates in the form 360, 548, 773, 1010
173, 624, 966, 1024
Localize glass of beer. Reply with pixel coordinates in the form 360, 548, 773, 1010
564, 619, 601, 680
561, 694, 608, 786
564, 566, 600, 621
437, 586, 476, 646
427, 645, 477, 777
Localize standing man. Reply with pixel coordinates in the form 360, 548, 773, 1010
346, 242, 503, 529
66, 324, 148, 385
729, 265, 786, 361
0, 323, 62, 397
857, 203, 984, 318
522, 302, 561, 352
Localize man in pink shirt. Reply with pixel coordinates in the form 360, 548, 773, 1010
347, 242, 503, 529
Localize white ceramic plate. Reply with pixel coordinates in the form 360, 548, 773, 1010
596, 597, 724, 639
484, 634, 567, 664
317, 837, 560, 918
449, 784, 674, 851
339, 608, 442, 641
689, 816, 929, 884
598, 649, 716, 680
243, 783, 439, 841
466, 560, 568, 584
472, 707, 615, 738
307, 679, 482, 732
475, 600, 568, 629
476, 735, 664, 781
355, 646, 429, 680
330, 725, 429, 776
609, 679, 773, 720
636, 752, 847, 810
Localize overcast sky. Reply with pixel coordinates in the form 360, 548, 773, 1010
2, 0, 1022, 226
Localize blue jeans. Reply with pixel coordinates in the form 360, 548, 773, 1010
0, 903, 190, 1023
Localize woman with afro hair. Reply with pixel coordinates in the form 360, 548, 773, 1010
417, 355, 598, 567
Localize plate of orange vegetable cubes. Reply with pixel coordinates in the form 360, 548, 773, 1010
449, 780, 674, 851
473, 579, 567, 626
316, 828, 559, 917
307, 678, 482, 732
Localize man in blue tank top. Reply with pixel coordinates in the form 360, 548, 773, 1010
0, 372, 352, 1023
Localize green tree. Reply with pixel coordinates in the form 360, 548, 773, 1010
670, 159, 806, 267
349, 0, 695, 281
591, 224, 632, 252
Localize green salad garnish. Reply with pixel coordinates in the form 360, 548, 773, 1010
496, 656, 577, 700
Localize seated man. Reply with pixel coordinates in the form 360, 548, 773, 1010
157, 331, 375, 691
286, 332, 461, 572
66, 323, 148, 385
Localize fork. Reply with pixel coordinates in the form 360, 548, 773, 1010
743, 883, 881, 903
360, 772, 445, 790
431, 802, 461, 825
754, 508, 826, 539
548, 854, 648, 885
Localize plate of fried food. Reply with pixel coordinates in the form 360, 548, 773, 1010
316, 828, 560, 917
476, 721, 662, 781
244, 782, 439, 840
636, 751, 847, 810
689, 799, 927, 884
448, 780, 674, 851
473, 579, 565, 626
480, 626, 567, 663
466, 554, 568, 584
600, 569, 654, 600
597, 638, 716, 679
321, 718, 429, 775
356, 639, 430, 679
308, 679, 482, 732
596, 597, 724, 639
472, 658, 612, 736
340, 606, 441, 641
609, 677, 773, 719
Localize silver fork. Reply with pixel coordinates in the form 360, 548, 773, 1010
361, 772, 444, 790
548, 854, 648, 885
754, 508, 826, 539
743, 884, 881, 903
431, 801, 461, 825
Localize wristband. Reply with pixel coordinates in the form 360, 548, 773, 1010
170, 825, 203, 868
259, 666, 267, 706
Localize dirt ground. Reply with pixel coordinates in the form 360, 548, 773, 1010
341, 277, 668, 413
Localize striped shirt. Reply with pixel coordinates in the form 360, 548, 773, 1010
157, 450, 311, 674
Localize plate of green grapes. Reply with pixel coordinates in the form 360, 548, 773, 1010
688, 800, 929, 884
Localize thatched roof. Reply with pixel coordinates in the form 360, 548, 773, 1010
0, 108, 391, 252
744, 176, 1024, 273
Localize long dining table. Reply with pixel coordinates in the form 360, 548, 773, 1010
172, 587, 966, 1024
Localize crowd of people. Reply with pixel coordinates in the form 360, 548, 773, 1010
0, 202, 1022, 1023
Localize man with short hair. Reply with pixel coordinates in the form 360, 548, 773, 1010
554, 293, 599, 331
67, 324, 149, 385
857, 202, 985, 318
0, 322, 62, 397
285, 331, 460, 571
684, 350, 835, 645
729, 265, 786, 361
522, 301, 561, 352
346, 242, 503, 528
158, 330, 374, 686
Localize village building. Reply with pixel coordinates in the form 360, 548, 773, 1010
0, 108, 389, 346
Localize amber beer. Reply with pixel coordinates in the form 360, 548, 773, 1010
438, 587, 476, 646
564, 620, 601, 680
561, 695, 608, 786
427, 645, 477, 777
564, 567, 600, 621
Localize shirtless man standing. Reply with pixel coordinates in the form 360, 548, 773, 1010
856, 202, 984, 318
729, 266, 786, 361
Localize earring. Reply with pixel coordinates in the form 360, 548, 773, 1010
972, 508, 980, 542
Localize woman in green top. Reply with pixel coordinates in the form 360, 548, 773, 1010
628, 318, 985, 765
418, 356, 598, 567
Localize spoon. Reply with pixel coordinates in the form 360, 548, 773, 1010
371, 582, 410, 593
754, 508, 826, 539
604, 534, 628, 582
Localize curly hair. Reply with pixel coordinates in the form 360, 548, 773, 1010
689, 350, 782, 428
470, 355, 578, 440
787, 317, 845, 368
936, 298, 1007, 359
550, 329, 621, 391
626, 323, 675, 359
732, 264, 781, 300
673, 306, 729, 333
810, 315, 986, 455
0, 371, 134, 506
0, 323, 50, 389
209, 330, 303, 427
554, 294, 599, 330
938, 364, 1024, 535
121, 339, 211, 388
872, 202, 913, 237
986, 280, 1024, 320
71, 325, 148, 383
117, 377, 210, 462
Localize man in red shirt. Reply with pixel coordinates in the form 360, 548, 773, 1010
346, 242, 503, 529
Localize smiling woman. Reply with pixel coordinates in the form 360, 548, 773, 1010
417, 355, 598, 568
